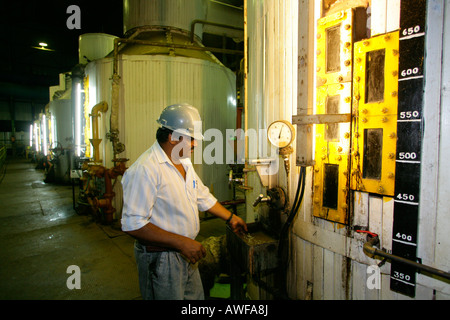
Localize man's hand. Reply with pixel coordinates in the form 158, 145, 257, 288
178, 238, 206, 264
206, 202, 248, 235
228, 214, 248, 235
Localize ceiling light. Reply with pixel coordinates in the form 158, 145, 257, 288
39, 42, 48, 47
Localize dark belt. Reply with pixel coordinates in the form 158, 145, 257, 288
137, 241, 172, 253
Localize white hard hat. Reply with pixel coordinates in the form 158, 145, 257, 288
156, 103, 204, 141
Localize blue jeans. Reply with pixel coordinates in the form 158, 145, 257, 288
134, 241, 204, 300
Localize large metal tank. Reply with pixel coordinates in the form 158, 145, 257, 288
79, 33, 118, 64
84, 0, 239, 216
123, 0, 207, 38
47, 73, 73, 183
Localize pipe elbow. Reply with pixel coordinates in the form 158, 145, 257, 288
363, 236, 380, 259
91, 101, 108, 116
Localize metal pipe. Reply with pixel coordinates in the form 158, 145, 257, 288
89, 101, 108, 162
189, 19, 244, 43
243, 0, 250, 188
363, 236, 450, 281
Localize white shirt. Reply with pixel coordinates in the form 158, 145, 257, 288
121, 141, 217, 239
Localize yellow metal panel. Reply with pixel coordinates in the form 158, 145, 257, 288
351, 31, 399, 196
313, 83, 352, 224
316, 9, 354, 86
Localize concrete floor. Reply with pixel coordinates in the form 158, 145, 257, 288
0, 157, 230, 300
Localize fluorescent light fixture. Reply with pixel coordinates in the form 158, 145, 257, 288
51, 115, 57, 147
42, 115, 48, 156
75, 82, 82, 157
35, 124, 40, 152
30, 124, 33, 147
32, 42, 55, 52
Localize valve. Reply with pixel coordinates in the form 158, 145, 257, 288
253, 194, 272, 207
229, 169, 244, 186
252, 187, 286, 210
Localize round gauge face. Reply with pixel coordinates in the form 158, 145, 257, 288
267, 120, 295, 149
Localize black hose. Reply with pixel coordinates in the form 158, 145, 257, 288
277, 166, 306, 298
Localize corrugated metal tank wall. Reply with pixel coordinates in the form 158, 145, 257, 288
118, 54, 236, 201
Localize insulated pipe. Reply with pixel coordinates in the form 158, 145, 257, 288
363, 236, 450, 281
243, 0, 250, 188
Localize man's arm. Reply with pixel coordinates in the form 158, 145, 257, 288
125, 223, 206, 264
206, 201, 248, 234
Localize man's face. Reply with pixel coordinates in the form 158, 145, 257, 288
170, 133, 198, 162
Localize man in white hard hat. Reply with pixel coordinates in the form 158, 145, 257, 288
121, 103, 247, 300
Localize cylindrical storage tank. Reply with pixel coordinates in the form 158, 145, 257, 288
85, 54, 237, 206
123, 0, 207, 38
48, 94, 73, 183
83, 0, 239, 219
79, 33, 118, 65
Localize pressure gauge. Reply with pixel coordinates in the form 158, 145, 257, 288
267, 120, 295, 149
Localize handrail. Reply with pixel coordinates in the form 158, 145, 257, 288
190, 19, 244, 43
363, 236, 450, 281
